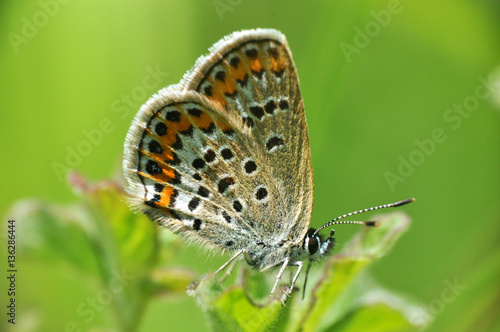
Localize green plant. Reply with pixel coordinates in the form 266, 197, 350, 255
9, 173, 194, 331
8, 173, 425, 331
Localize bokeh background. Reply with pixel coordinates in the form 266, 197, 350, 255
1, 0, 499, 331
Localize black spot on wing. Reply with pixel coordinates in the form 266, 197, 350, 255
215, 70, 226, 82
146, 160, 162, 175
264, 100, 277, 114
244, 160, 257, 174
148, 140, 163, 154
204, 149, 216, 163
279, 99, 289, 110
171, 134, 183, 150
229, 57, 240, 68
188, 197, 200, 211
166, 110, 181, 122
255, 187, 268, 201
249, 106, 265, 120
220, 148, 234, 160
187, 107, 202, 117
222, 211, 231, 223
266, 136, 284, 152
218, 177, 235, 194
155, 122, 167, 136
236, 74, 249, 87
201, 121, 216, 134
233, 200, 243, 213
203, 85, 213, 97
192, 158, 205, 170
197, 186, 209, 198
154, 183, 164, 192
193, 219, 202, 231
245, 48, 258, 59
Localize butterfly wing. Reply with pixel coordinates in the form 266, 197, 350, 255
123, 29, 313, 256
181, 29, 314, 244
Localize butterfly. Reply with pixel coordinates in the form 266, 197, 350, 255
123, 28, 414, 303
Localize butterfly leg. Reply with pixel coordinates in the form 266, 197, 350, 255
270, 257, 290, 295
284, 261, 303, 302
188, 250, 250, 296
218, 258, 239, 282
215, 249, 248, 275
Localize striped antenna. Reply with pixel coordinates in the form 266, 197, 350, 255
313, 198, 415, 236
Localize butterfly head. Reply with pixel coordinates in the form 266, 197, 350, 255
303, 228, 335, 260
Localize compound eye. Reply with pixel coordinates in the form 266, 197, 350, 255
307, 236, 319, 255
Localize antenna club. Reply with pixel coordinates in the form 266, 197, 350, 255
364, 221, 380, 227
394, 198, 416, 207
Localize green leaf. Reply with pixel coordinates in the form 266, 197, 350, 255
213, 287, 286, 332
10, 199, 100, 276
192, 271, 292, 332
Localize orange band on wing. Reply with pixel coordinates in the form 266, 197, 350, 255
156, 186, 175, 207
136, 167, 176, 184
190, 111, 214, 132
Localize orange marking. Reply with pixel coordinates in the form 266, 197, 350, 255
228, 61, 247, 81
143, 127, 179, 164
207, 74, 238, 107
250, 57, 263, 73
166, 113, 191, 136
151, 110, 192, 149
140, 148, 176, 167
216, 76, 236, 94
137, 166, 176, 184
269, 53, 285, 73
163, 150, 177, 164
156, 186, 175, 207
212, 90, 224, 105
204, 54, 250, 107
210, 65, 249, 106
209, 83, 228, 107
190, 111, 214, 132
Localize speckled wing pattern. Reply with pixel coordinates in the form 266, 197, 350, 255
123, 29, 313, 264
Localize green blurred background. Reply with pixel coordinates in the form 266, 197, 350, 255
1, 0, 499, 331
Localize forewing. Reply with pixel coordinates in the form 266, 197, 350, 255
181, 29, 314, 243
